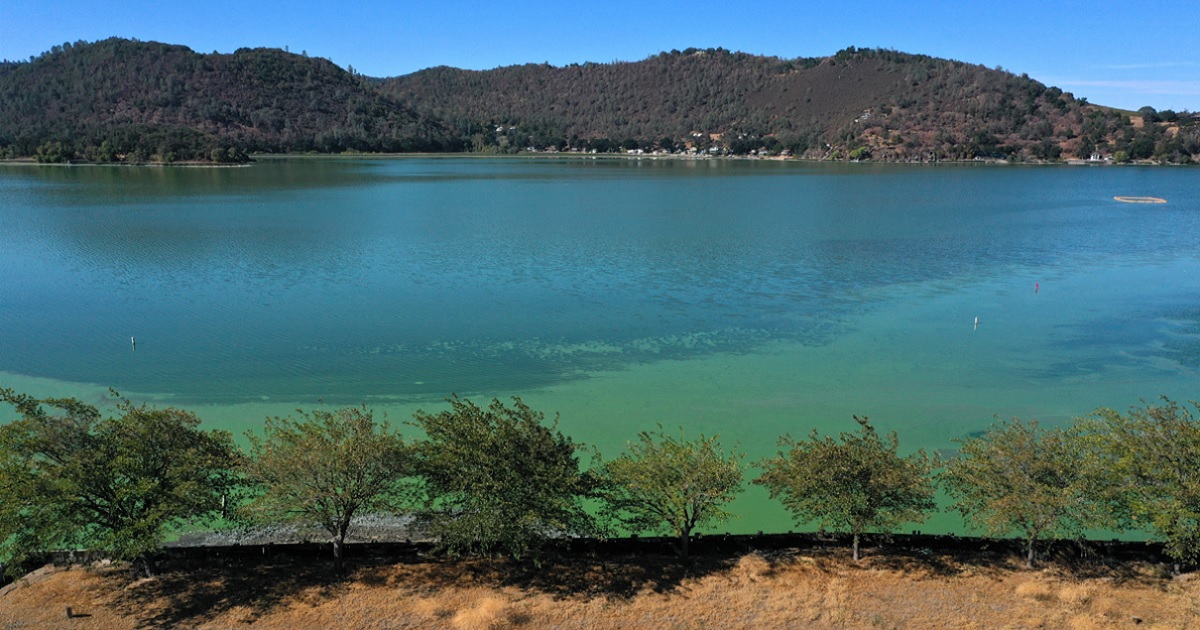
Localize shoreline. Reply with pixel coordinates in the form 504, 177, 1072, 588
251, 151, 1161, 166
1, 152, 1180, 167
0, 158, 252, 168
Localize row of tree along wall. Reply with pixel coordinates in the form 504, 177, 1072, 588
23, 532, 1167, 583
2, 388, 1198, 578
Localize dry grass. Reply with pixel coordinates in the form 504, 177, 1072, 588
1014, 580, 1056, 601
3, 550, 1199, 629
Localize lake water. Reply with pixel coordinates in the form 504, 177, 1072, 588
2, 157, 1198, 534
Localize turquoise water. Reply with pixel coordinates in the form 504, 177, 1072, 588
2, 157, 1198, 533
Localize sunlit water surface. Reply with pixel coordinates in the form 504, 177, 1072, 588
2, 157, 1198, 533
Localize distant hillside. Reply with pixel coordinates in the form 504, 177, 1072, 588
382, 47, 1198, 162
0, 38, 455, 163
1, 40, 1196, 163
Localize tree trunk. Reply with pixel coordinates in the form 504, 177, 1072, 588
331, 535, 345, 568
1025, 536, 1037, 569
329, 516, 355, 574
853, 533, 860, 562
679, 531, 690, 561
138, 554, 157, 578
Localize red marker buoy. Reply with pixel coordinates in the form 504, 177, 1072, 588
1035, 283, 1039, 294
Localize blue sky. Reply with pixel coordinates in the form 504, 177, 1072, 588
2, 0, 1197, 111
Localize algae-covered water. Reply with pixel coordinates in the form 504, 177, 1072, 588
2, 157, 1198, 533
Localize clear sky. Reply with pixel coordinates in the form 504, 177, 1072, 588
2, 0, 1197, 111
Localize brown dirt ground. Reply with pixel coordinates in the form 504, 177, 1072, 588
3, 550, 1198, 629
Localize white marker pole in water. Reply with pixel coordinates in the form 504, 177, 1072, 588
973, 316, 979, 330
131, 336, 137, 350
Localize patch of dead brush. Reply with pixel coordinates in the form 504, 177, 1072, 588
727, 552, 773, 585
449, 591, 510, 629
1014, 579, 1056, 601
1057, 583, 1096, 608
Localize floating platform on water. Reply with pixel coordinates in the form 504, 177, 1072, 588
1113, 196, 1166, 204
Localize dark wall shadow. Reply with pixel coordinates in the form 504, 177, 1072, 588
110, 555, 348, 627
95, 533, 1181, 625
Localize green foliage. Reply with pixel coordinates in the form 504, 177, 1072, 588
756, 416, 936, 560
848, 146, 872, 161
1031, 139, 1063, 161
0, 389, 237, 576
940, 418, 1107, 568
411, 396, 597, 561
1129, 133, 1157, 160
241, 406, 415, 571
4, 38, 1193, 162
599, 426, 743, 558
1081, 398, 1200, 565
0, 38, 456, 161
383, 46, 1158, 161
34, 140, 72, 163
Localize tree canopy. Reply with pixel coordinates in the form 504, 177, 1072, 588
599, 426, 744, 559
1082, 398, 1200, 567
940, 418, 1107, 568
241, 406, 416, 572
4, 384, 1200, 576
410, 396, 598, 561
0, 389, 237, 576
755, 416, 937, 561
5, 38, 1197, 163
0, 38, 455, 162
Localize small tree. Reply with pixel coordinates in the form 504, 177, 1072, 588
940, 418, 1105, 568
0, 389, 237, 577
1083, 398, 1200, 569
599, 426, 743, 559
756, 416, 937, 561
241, 406, 414, 573
411, 396, 597, 560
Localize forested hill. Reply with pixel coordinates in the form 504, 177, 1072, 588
382, 47, 1197, 162
2, 40, 1196, 163
0, 38, 456, 163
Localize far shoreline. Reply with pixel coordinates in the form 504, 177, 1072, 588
248, 151, 1166, 166
1, 152, 1181, 168
0, 157, 252, 168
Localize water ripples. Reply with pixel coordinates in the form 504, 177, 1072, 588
2, 159, 1198, 403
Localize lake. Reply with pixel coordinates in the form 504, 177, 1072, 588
2, 156, 1198, 533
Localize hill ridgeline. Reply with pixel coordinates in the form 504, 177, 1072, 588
2, 39, 1196, 164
